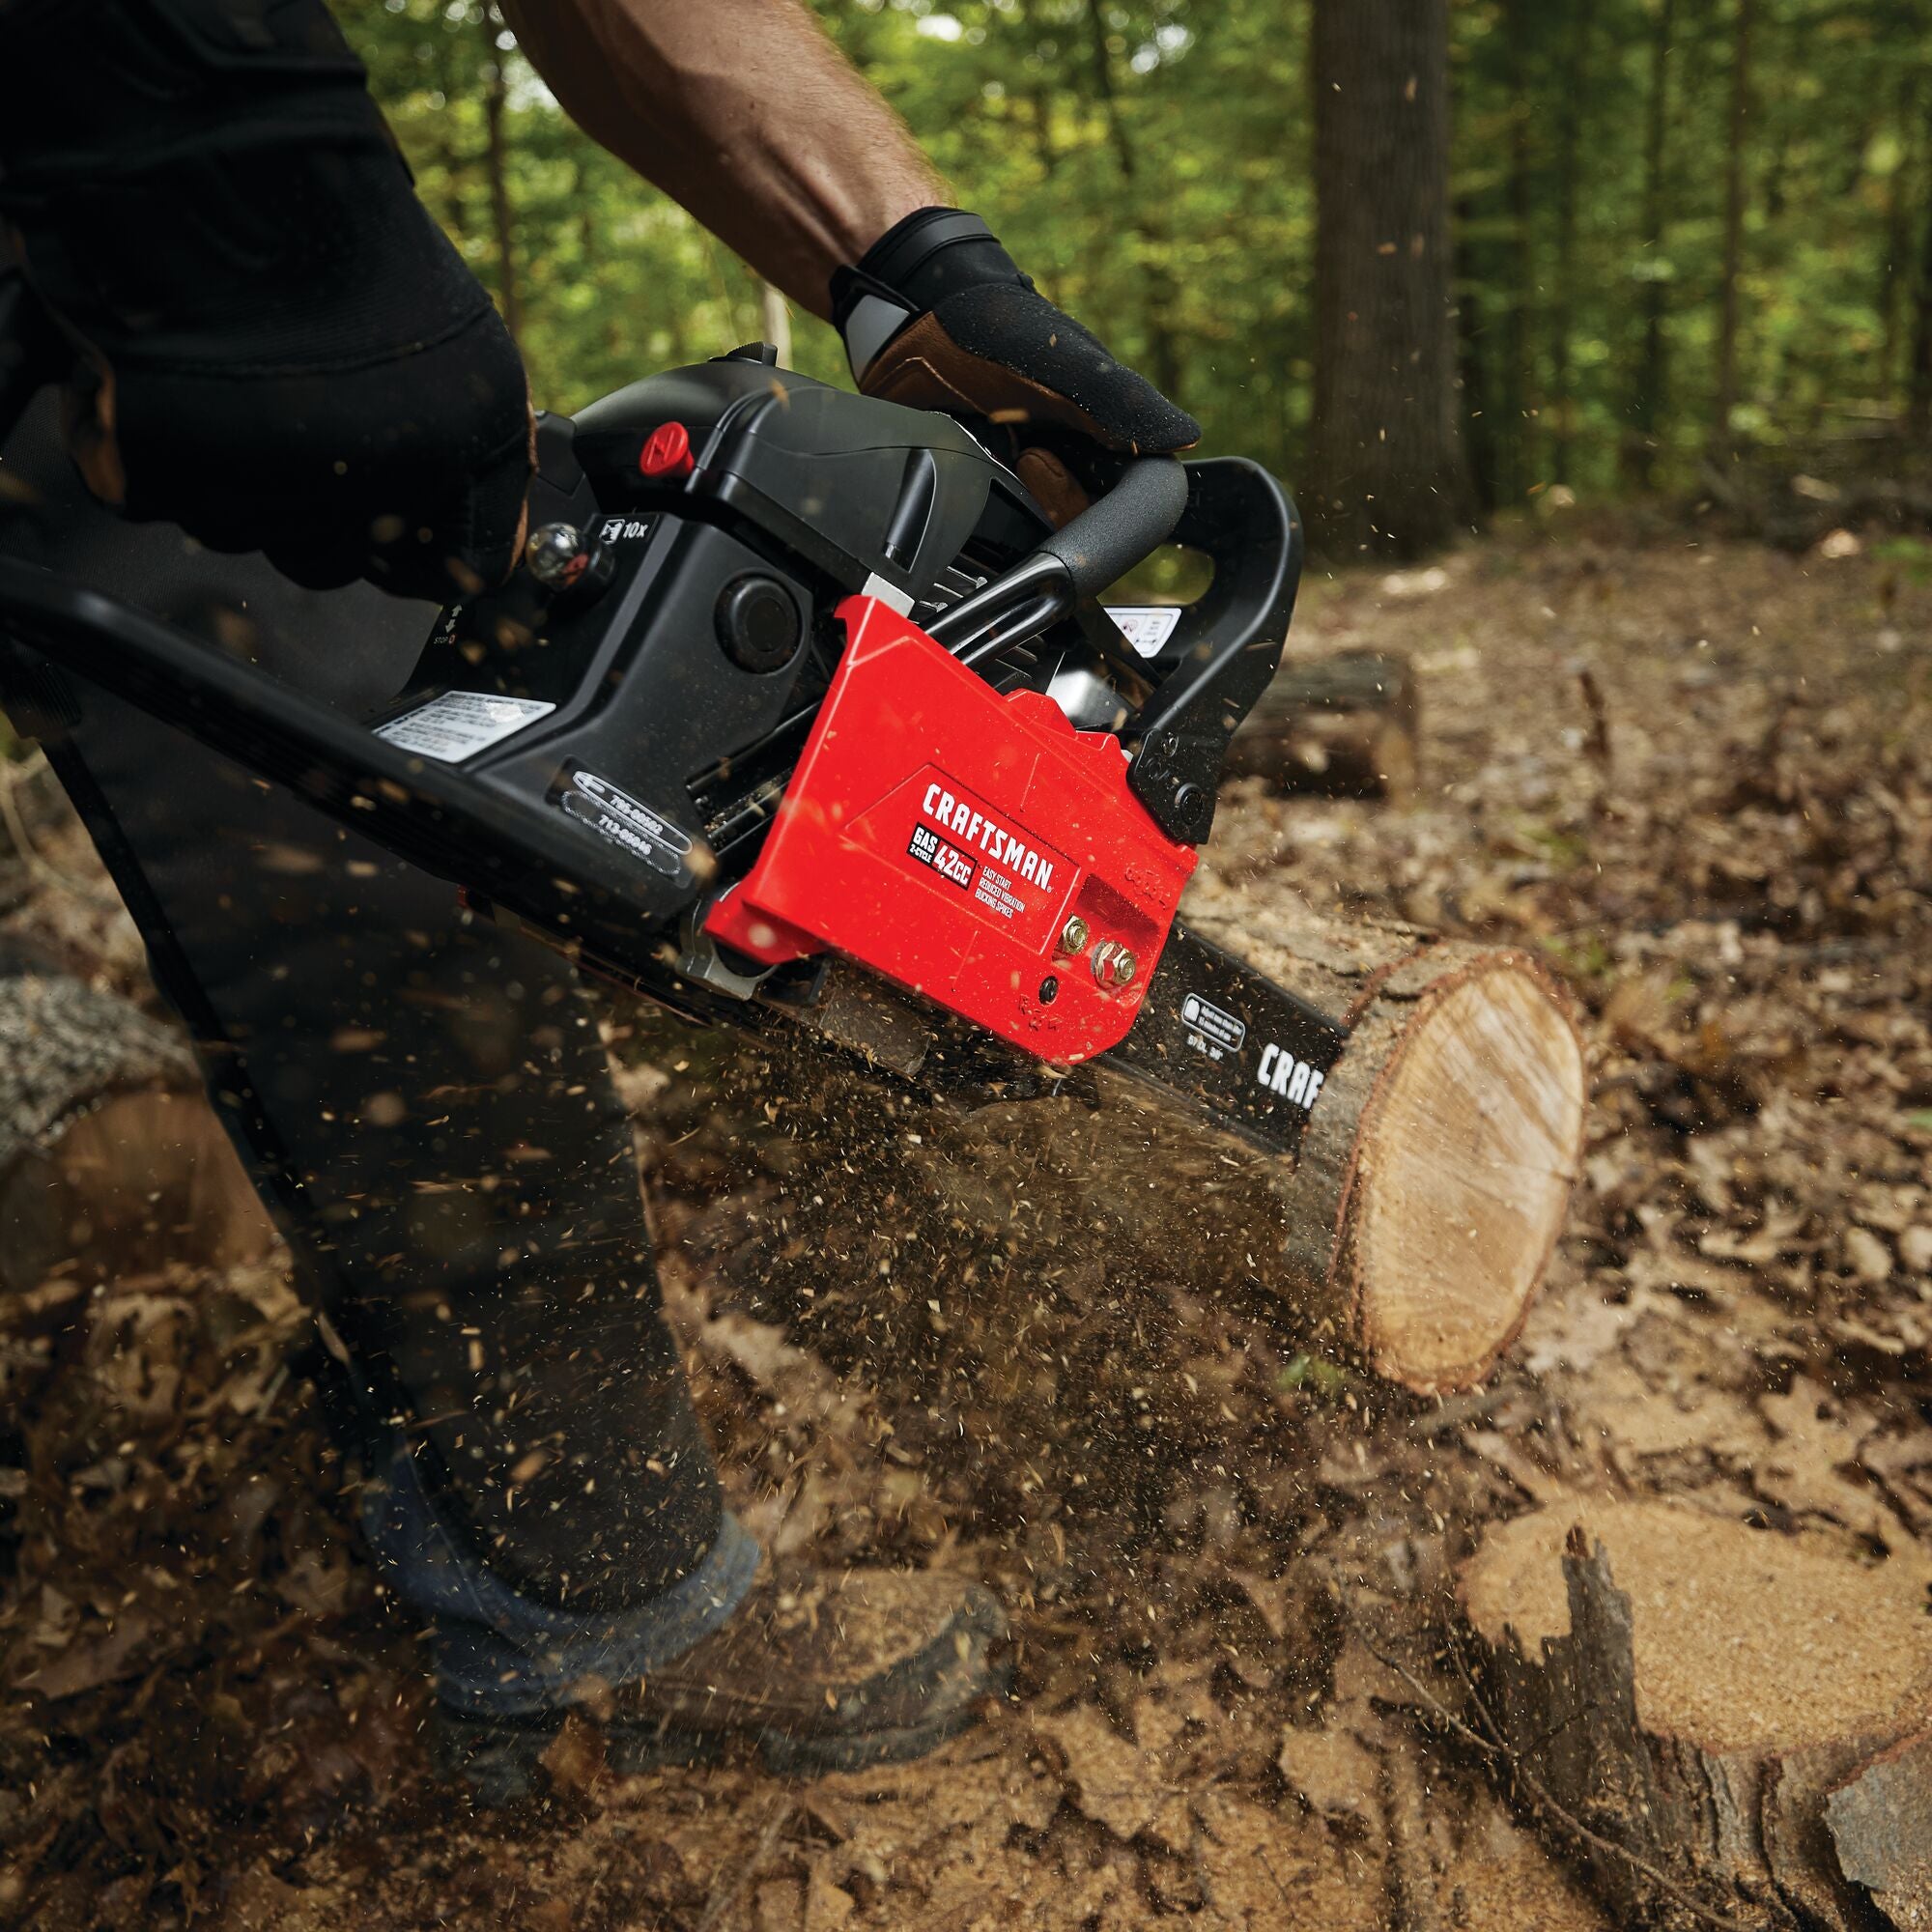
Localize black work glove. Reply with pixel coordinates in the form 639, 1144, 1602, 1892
0, 0, 531, 603
832, 208, 1199, 527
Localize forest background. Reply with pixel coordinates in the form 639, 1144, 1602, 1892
335, 0, 1932, 560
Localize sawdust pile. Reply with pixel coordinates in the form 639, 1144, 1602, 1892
1, 521, 1929, 1930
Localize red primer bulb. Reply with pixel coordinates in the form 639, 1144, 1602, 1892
639, 421, 695, 479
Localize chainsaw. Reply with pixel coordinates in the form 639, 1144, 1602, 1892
0, 338, 1347, 1161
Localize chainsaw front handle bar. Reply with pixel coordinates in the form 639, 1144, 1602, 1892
927, 454, 1187, 663
928, 451, 1302, 845
1039, 456, 1191, 599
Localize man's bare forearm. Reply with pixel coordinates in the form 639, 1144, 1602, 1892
498, 0, 946, 318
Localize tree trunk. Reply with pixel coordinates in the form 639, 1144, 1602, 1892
1081, 0, 1185, 403
1624, 0, 1676, 490
1012, 0, 1060, 179
759, 283, 793, 370
1549, 0, 1597, 486
1499, 0, 1536, 505
1309, 0, 1471, 559
479, 2, 523, 349
1221, 650, 1420, 800
1457, 1500, 1932, 1930
1911, 90, 1932, 448
1710, 0, 1753, 466
1879, 75, 1920, 420
0, 955, 270, 1293
1453, 188, 1500, 518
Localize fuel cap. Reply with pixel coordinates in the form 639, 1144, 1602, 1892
715, 575, 802, 673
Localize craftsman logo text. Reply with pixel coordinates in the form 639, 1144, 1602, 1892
1256, 1041, 1326, 1111
921, 782, 1055, 891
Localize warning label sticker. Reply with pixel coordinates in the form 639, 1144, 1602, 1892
1180, 992, 1246, 1061
556, 768, 693, 879
374, 691, 555, 763
1103, 606, 1183, 661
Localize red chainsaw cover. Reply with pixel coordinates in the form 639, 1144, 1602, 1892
704, 596, 1197, 1063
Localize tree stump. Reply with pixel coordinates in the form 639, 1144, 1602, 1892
1456, 1498, 1932, 1930
1221, 650, 1420, 801
0, 951, 270, 1292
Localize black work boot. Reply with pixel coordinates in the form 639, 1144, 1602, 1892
363, 1442, 1009, 1803
439, 1555, 1010, 1801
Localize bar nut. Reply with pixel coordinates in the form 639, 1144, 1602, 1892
1092, 940, 1137, 990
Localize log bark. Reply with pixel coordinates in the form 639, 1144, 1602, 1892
1827, 1730, 1932, 1931
1221, 651, 1420, 801
0, 954, 270, 1291
1455, 1498, 1932, 1930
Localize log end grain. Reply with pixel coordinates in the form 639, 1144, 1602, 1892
1186, 897, 1588, 1395
1346, 954, 1587, 1394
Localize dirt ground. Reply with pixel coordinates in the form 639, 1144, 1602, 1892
2, 513, 1929, 1930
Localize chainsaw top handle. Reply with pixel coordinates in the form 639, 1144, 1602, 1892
1037, 456, 1194, 600
928, 452, 1302, 846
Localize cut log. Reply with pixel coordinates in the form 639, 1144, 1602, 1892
892, 894, 1585, 1395
1221, 650, 1420, 800
1455, 1498, 1932, 1930
1182, 895, 1586, 1393
0, 952, 270, 1291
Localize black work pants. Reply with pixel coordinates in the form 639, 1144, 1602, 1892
1, 401, 726, 1614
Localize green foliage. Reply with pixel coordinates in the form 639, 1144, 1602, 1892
1274, 1350, 1352, 1398
1875, 534, 1932, 582
332, 0, 1932, 512
1455, 0, 1932, 499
